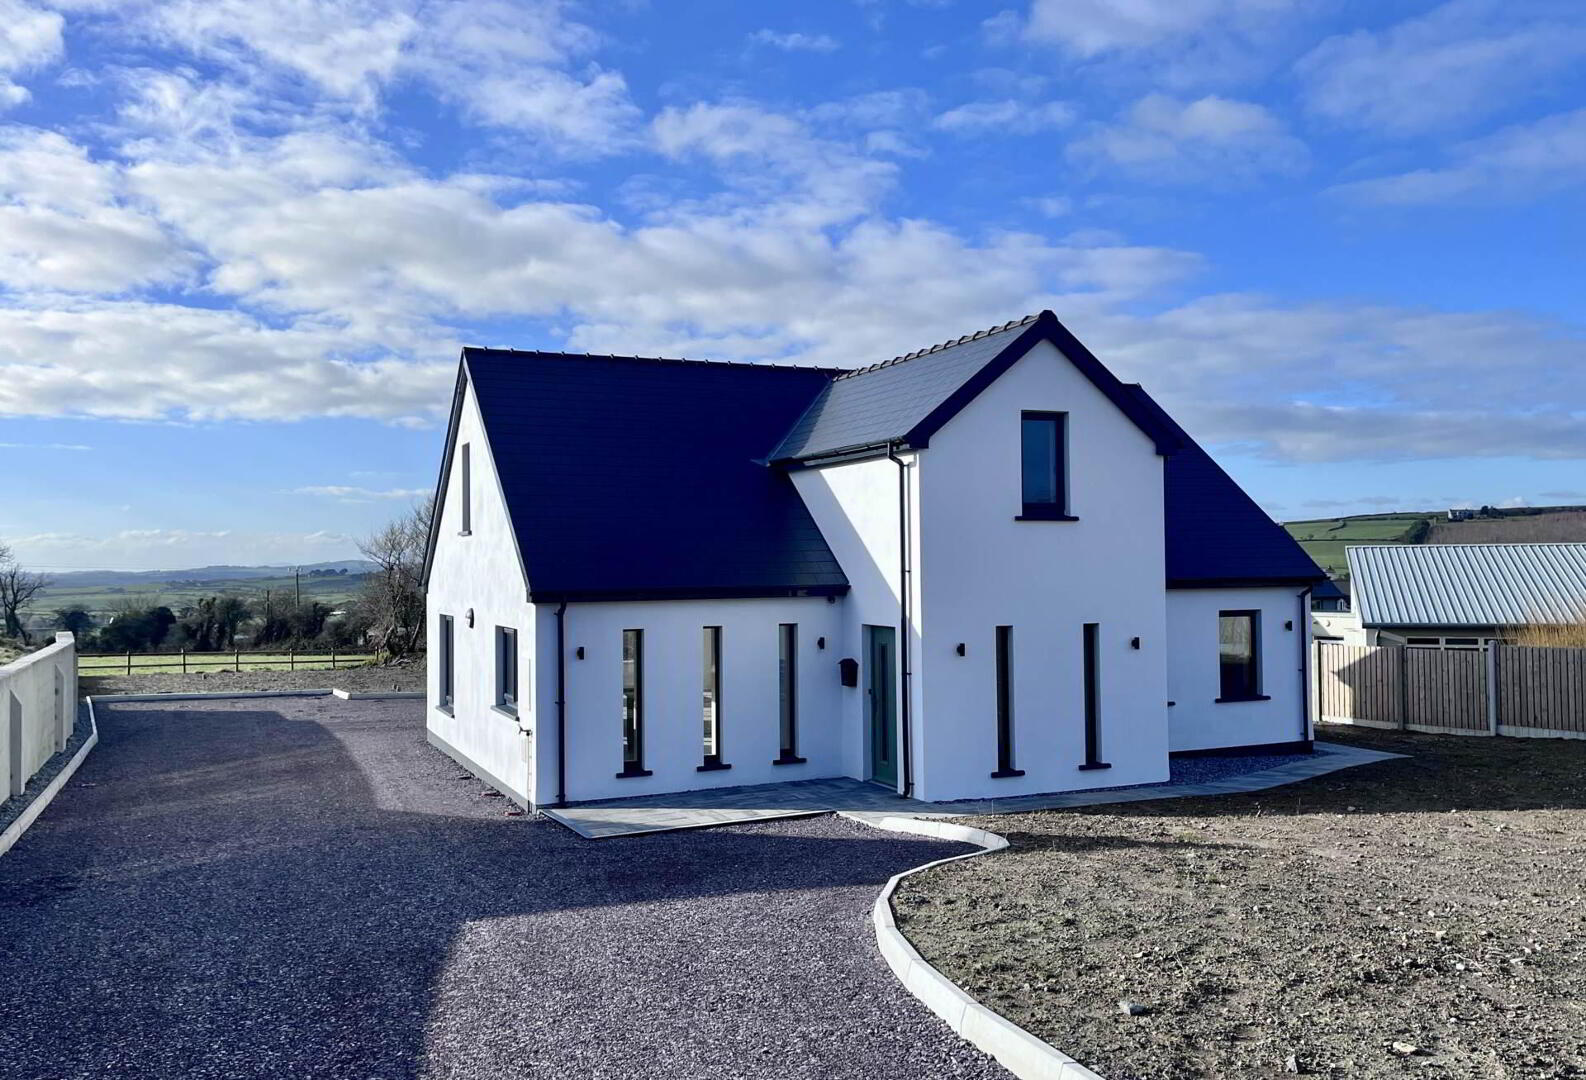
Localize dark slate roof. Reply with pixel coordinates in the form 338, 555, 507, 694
772, 317, 1038, 461
771, 310, 1181, 462
1127, 386, 1326, 588
462, 349, 850, 602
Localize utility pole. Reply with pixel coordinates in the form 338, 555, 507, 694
294, 567, 301, 608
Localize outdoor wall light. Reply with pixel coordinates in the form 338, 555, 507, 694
817, 636, 826, 650
466, 608, 475, 628
956, 643, 966, 656
1285, 620, 1295, 631
1130, 637, 1141, 650
575, 646, 585, 660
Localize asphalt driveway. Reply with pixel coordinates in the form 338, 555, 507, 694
0, 696, 1004, 1080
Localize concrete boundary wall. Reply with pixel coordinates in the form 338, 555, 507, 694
0, 691, 97, 858
1, 633, 78, 800
844, 812, 1106, 1080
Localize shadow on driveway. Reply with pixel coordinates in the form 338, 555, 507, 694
0, 698, 1004, 1080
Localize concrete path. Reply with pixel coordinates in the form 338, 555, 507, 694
548, 741, 1405, 839
0, 697, 1004, 1080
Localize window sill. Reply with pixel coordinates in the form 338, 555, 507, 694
1015, 511, 1079, 522
492, 704, 518, 718
1214, 694, 1272, 704
434, 703, 453, 716
990, 768, 1025, 779
696, 760, 732, 773
772, 754, 807, 766
1077, 761, 1112, 771
615, 766, 653, 779
458, 529, 472, 537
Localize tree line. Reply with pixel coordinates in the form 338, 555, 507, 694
4, 498, 433, 660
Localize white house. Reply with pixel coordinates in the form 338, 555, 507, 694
421, 311, 1325, 809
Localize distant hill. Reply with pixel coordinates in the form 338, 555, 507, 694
1284, 506, 1586, 579
21, 560, 377, 627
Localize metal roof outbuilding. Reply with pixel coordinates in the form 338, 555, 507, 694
1347, 543, 1586, 629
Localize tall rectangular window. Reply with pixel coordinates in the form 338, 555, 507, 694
1218, 611, 1263, 701
1079, 623, 1109, 770
438, 614, 455, 711
699, 626, 728, 770
1020, 411, 1068, 518
459, 442, 472, 534
494, 625, 517, 711
776, 624, 802, 764
619, 629, 649, 776
992, 626, 1023, 778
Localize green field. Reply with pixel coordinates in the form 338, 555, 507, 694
34, 573, 366, 618
79, 651, 377, 676
1282, 513, 1435, 578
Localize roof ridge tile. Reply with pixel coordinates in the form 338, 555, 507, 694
834, 312, 1039, 381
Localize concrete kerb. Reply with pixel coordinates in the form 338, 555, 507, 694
85, 689, 336, 703
0, 699, 100, 859
332, 689, 425, 700
841, 812, 1107, 1080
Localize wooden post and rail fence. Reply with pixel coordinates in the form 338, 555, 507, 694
1315, 641, 1586, 739
79, 650, 377, 676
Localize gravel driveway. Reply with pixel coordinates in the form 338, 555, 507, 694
0, 696, 1003, 1080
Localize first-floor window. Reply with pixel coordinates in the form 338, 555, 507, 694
438, 614, 455, 710
1218, 611, 1261, 700
495, 625, 518, 711
620, 629, 647, 775
777, 624, 800, 763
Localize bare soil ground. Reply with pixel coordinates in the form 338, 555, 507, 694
895, 725, 1586, 1080
81, 660, 424, 697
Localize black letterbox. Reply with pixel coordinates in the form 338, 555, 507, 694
838, 657, 859, 687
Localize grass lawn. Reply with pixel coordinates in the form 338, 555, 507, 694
895, 726, 1586, 1079
78, 652, 374, 675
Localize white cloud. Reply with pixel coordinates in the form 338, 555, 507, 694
0, 441, 91, 450
0, 127, 196, 292
1023, 0, 1296, 55
1067, 94, 1307, 183
291, 485, 429, 501
1297, 0, 1586, 136
0, 299, 452, 423
749, 29, 840, 53
932, 100, 1074, 135
1334, 107, 1586, 205
0, 0, 64, 108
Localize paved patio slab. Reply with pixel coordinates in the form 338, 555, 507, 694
544, 741, 1405, 839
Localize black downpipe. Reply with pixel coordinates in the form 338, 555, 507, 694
1297, 587, 1313, 747
555, 600, 568, 807
887, 444, 915, 799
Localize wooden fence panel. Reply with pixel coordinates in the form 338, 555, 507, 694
1498, 645, 1586, 735
1321, 641, 1586, 738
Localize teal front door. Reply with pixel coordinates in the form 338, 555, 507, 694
865, 626, 898, 786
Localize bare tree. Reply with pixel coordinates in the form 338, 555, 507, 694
0, 540, 53, 644
357, 496, 433, 660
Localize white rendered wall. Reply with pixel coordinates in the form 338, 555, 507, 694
545, 597, 845, 803
1, 633, 76, 797
914, 339, 1171, 800
1167, 586, 1309, 753
789, 455, 920, 786
1313, 610, 1366, 644
425, 377, 536, 806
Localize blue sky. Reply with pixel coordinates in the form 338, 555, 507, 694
1, 0, 1584, 569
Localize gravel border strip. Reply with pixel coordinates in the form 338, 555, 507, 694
0, 701, 100, 859
843, 812, 1105, 1080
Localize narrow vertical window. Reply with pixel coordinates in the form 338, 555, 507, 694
698, 626, 729, 771
494, 625, 517, 712
619, 629, 650, 777
459, 442, 472, 534
775, 624, 803, 764
1217, 611, 1263, 701
438, 614, 455, 711
991, 626, 1023, 778
1019, 412, 1068, 519
1079, 623, 1109, 770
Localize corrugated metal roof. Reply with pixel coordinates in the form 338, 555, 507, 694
1347, 544, 1586, 628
